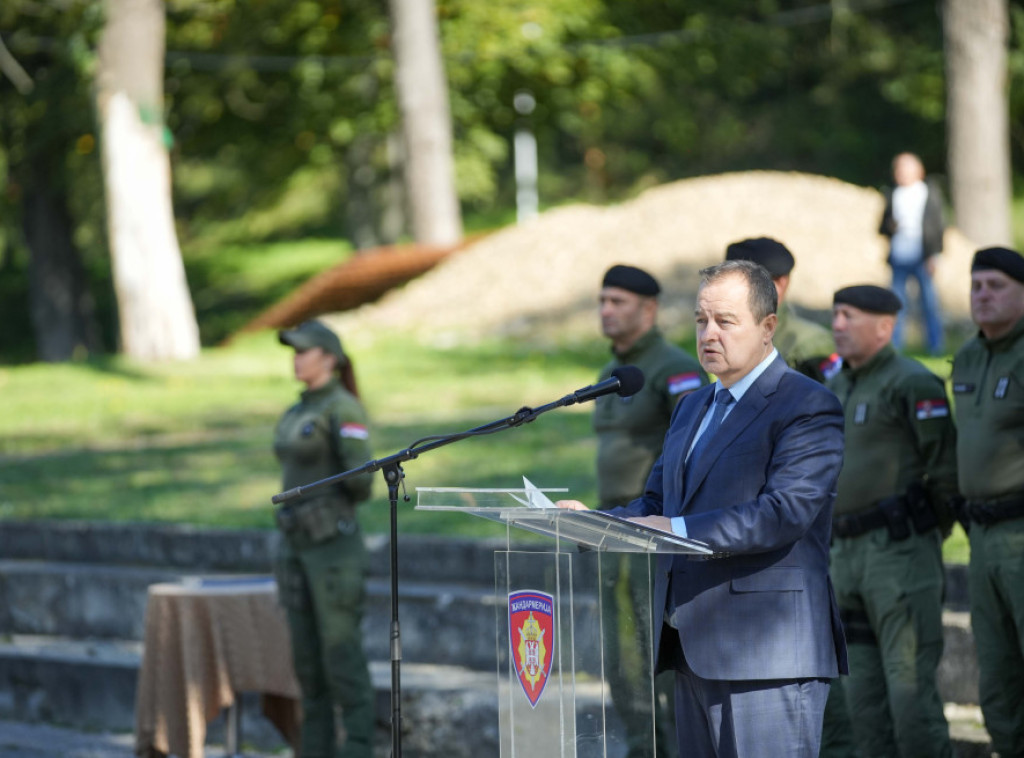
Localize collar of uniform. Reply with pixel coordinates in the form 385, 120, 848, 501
840, 342, 897, 379
977, 313, 1024, 353
775, 301, 792, 332
612, 326, 661, 362
300, 377, 341, 404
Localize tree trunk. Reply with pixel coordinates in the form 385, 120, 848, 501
388, 0, 462, 247
96, 0, 200, 361
943, 0, 1012, 247
23, 154, 103, 362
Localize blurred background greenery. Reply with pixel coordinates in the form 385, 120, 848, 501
0, 0, 998, 562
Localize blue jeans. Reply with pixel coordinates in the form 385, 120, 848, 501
890, 259, 944, 354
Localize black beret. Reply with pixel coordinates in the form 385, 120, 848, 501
972, 247, 1024, 284
602, 264, 660, 296
725, 237, 795, 277
833, 285, 902, 315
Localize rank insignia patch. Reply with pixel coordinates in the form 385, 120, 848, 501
508, 590, 554, 707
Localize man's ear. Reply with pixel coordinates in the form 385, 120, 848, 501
763, 313, 778, 344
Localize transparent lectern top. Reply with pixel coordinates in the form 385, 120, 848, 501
416, 487, 713, 555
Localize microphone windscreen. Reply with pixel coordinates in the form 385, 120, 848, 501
611, 365, 645, 397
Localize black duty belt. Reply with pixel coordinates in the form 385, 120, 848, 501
832, 492, 933, 541
963, 495, 1024, 526
833, 507, 892, 539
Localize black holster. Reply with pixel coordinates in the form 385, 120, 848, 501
905, 481, 939, 534
877, 495, 911, 541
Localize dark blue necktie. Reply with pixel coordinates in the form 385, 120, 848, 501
686, 390, 735, 474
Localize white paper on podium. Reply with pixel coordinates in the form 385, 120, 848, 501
508, 476, 557, 509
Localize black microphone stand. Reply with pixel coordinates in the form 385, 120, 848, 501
272, 383, 616, 757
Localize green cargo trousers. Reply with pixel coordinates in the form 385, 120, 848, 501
830, 527, 952, 758
275, 529, 374, 758
599, 552, 678, 758
968, 518, 1024, 757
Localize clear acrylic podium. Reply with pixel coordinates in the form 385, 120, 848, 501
416, 488, 713, 758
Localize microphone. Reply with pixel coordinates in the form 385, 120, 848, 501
572, 365, 645, 403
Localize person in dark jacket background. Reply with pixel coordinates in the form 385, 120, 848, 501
878, 152, 946, 355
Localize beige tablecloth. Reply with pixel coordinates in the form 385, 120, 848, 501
134, 577, 301, 758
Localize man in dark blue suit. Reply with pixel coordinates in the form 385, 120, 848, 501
561, 260, 847, 757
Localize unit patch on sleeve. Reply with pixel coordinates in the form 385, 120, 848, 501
667, 372, 702, 396
915, 399, 949, 420
339, 423, 370, 440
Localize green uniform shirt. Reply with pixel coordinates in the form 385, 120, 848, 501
951, 315, 1024, 500
274, 379, 374, 517
775, 301, 839, 383
827, 344, 958, 517
594, 327, 707, 507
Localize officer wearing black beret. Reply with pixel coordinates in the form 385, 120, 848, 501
826, 284, 957, 758
594, 264, 705, 758
951, 247, 1024, 756
725, 237, 838, 382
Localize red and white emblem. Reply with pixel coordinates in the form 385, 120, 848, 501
508, 590, 555, 707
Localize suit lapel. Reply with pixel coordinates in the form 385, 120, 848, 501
681, 355, 788, 508
665, 387, 713, 517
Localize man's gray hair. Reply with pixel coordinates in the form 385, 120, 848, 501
698, 260, 778, 322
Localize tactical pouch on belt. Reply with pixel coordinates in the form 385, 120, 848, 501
905, 481, 939, 534
275, 506, 299, 534
877, 495, 911, 541
296, 502, 342, 543
276, 501, 350, 543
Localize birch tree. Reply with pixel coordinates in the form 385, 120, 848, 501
388, 0, 462, 247
96, 0, 200, 360
943, 0, 1013, 247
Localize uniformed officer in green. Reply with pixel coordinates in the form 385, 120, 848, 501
726, 237, 840, 382
725, 238, 856, 758
827, 286, 957, 758
951, 247, 1024, 757
274, 320, 376, 758
594, 264, 707, 758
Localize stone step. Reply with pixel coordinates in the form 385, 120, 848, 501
0, 520, 977, 609
0, 635, 630, 757
0, 635, 990, 758
0, 560, 583, 671
0, 521, 522, 586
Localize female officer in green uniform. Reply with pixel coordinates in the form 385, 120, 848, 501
274, 320, 375, 758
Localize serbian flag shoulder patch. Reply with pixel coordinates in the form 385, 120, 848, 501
668, 372, 702, 395
339, 422, 370, 440
819, 353, 843, 380
915, 399, 949, 420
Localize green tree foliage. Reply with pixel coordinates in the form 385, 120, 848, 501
3, 0, 1024, 360
0, 2, 111, 360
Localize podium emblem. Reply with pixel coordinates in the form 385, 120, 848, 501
508, 590, 555, 707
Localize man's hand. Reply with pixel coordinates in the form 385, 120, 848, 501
629, 515, 673, 532
556, 500, 589, 510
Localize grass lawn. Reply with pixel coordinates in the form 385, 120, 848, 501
0, 329, 970, 562
0, 330, 605, 540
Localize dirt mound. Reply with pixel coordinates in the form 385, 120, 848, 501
334, 171, 977, 343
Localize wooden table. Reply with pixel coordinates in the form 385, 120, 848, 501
134, 576, 301, 758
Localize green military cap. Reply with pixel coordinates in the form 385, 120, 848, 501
972, 247, 1024, 283
602, 264, 661, 296
833, 285, 902, 314
725, 237, 795, 278
279, 320, 347, 364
